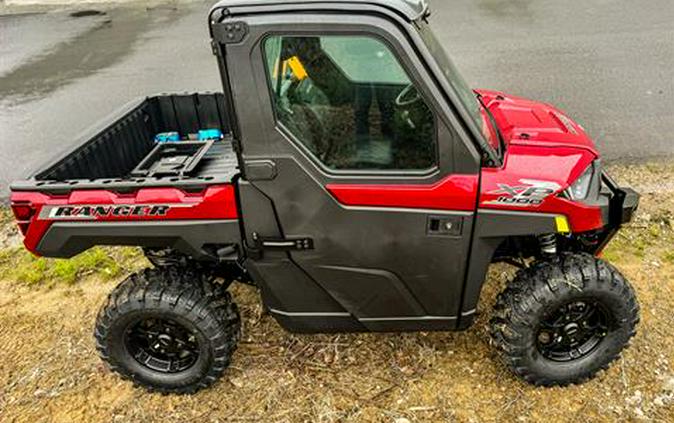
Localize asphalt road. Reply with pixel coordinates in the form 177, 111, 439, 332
0, 0, 672, 198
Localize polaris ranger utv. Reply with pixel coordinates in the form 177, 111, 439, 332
10, 0, 640, 393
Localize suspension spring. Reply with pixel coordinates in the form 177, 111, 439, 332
538, 233, 557, 257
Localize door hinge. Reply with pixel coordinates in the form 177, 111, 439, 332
248, 232, 314, 260
212, 21, 248, 44
211, 40, 220, 56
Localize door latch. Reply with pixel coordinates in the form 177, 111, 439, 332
248, 232, 314, 259
427, 216, 463, 237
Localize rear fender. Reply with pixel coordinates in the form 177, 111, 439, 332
10, 185, 240, 259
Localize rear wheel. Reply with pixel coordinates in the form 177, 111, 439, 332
95, 266, 240, 394
490, 252, 639, 386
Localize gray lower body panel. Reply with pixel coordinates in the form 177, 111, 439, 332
266, 308, 462, 333
458, 209, 562, 327
37, 219, 241, 259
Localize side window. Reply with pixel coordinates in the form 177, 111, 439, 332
263, 35, 436, 171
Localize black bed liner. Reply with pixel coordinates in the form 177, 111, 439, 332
11, 93, 240, 194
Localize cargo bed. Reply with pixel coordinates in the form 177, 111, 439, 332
9, 93, 242, 260
11, 93, 239, 193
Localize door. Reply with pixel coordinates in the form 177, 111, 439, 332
221, 14, 482, 332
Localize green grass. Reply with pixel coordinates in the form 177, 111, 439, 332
0, 207, 12, 225
663, 250, 674, 264
0, 206, 145, 286
0, 245, 143, 286
602, 214, 673, 264
600, 247, 621, 263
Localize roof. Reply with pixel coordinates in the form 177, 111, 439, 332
210, 0, 429, 21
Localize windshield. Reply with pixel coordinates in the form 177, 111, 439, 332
416, 21, 500, 157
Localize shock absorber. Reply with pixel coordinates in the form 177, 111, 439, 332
538, 233, 557, 258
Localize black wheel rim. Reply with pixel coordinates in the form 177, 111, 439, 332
536, 299, 613, 362
124, 317, 200, 373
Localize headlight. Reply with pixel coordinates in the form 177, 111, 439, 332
565, 162, 596, 200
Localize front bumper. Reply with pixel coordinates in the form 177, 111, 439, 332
592, 172, 640, 253
602, 172, 640, 226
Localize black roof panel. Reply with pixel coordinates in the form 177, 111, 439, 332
210, 0, 429, 21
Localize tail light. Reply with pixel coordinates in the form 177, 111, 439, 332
10, 202, 36, 235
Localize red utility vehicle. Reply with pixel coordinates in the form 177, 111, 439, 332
10, 0, 640, 393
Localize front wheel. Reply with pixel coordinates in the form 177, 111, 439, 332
94, 266, 240, 394
490, 253, 639, 386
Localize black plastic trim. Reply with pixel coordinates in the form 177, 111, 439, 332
209, 0, 429, 24
458, 209, 562, 325
36, 220, 241, 259
591, 172, 640, 253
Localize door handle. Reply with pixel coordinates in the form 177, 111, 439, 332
427, 216, 463, 236
248, 232, 314, 259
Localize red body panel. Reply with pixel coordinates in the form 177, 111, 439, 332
11, 185, 238, 255
479, 144, 602, 232
326, 174, 479, 211
476, 89, 599, 155
476, 90, 603, 232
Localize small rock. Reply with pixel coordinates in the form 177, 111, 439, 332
633, 407, 647, 420
663, 377, 674, 392
229, 377, 244, 388
627, 390, 643, 405
394, 418, 411, 423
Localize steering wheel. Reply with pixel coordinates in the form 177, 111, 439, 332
395, 83, 422, 107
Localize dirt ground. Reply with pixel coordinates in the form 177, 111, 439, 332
1, 162, 673, 422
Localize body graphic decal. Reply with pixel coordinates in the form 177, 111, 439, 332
40, 204, 191, 220
482, 179, 561, 207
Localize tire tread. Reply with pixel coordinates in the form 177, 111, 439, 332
489, 252, 639, 386
94, 266, 240, 394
